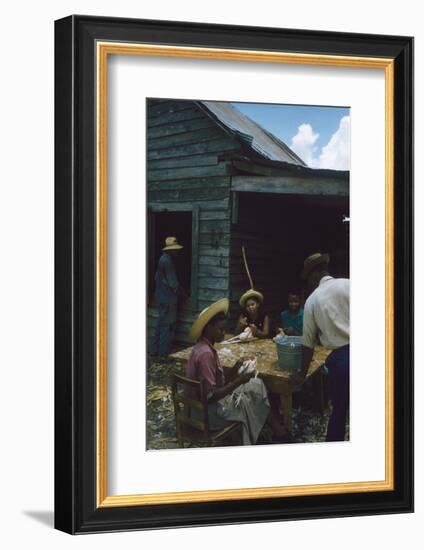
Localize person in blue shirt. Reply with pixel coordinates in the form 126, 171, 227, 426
278, 291, 304, 336
152, 236, 185, 356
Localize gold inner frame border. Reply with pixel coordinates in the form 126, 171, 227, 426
96, 42, 395, 507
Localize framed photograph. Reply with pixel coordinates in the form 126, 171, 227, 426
54, 15, 413, 534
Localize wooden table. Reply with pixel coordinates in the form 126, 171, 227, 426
170, 337, 331, 434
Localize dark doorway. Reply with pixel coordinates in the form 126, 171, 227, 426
231, 192, 349, 318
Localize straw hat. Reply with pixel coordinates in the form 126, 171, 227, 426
301, 252, 330, 280
188, 298, 229, 342
239, 289, 264, 308
162, 236, 183, 251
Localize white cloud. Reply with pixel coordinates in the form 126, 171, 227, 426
290, 116, 351, 170
290, 123, 320, 167
316, 116, 351, 170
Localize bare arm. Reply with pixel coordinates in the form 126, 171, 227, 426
291, 345, 314, 388
300, 345, 314, 379
208, 371, 254, 403
297, 299, 317, 376
250, 315, 270, 339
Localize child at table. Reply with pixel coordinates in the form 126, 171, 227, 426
278, 291, 304, 336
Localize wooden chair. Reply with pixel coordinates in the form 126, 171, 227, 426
171, 373, 241, 448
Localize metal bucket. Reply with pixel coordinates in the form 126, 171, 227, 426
275, 335, 303, 372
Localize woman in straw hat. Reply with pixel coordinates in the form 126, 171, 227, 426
186, 299, 286, 445
235, 247, 270, 339
235, 289, 270, 339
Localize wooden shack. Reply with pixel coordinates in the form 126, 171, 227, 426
147, 98, 349, 344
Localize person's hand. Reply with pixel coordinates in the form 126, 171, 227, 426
226, 360, 242, 382
249, 324, 258, 336
240, 316, 248, 327
233, 358, 245, 371
273, 328, 285, 341
239, 370, 255, 384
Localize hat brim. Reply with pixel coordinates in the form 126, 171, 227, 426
188, 298, 229, 342
301, 253, 330, 280
239, 289, 264, 308
163, 244, 183, 251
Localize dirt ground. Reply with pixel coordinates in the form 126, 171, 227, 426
146, 356, 348, 450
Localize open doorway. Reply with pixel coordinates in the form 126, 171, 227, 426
148, 211, 192, 303
230, 191, 349, 320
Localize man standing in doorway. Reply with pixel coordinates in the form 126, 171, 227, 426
152, 236, 184, 357
297, 253, 350, 441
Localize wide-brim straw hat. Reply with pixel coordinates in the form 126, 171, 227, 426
301, 252, 330, 280
239, 289, 264, 308
162, 236, 183, 251
188, 298, 229, 342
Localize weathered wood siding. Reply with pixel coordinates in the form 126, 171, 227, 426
147, 99, 241, 345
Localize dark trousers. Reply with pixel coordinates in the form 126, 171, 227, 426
326, 345, 350, 442
152, 302, 177, 356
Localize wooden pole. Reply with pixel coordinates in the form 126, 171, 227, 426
242, 245, 254, 290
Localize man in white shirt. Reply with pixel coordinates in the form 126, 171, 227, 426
297, 253, 350, 442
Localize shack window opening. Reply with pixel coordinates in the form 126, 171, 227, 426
148, 211, 192, 304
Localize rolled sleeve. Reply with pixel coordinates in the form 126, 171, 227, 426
302, 301, 317, 349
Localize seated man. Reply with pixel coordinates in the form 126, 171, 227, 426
278, 291, 304, 336
187, 298, 286, 444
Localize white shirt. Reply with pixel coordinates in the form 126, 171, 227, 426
302, 276, 350, 350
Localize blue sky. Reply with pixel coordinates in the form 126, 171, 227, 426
232, 102, 350, 170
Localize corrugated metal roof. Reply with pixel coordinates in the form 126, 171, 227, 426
198, 101, 307, 167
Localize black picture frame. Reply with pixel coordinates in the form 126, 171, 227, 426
55, 15, 414, 534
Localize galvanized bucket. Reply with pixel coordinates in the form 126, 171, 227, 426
275, 335, 303, 372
